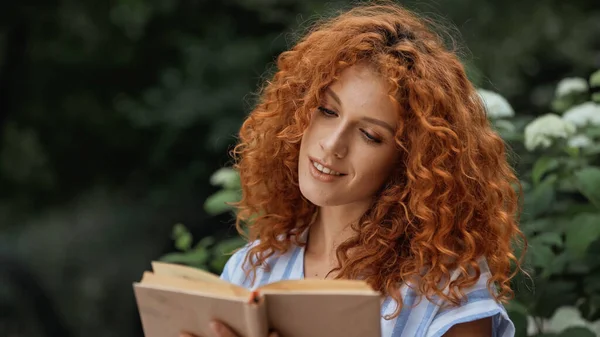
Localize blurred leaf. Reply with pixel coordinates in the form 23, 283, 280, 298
535, 280, 578, 318
560, 203, 599, 217
204, 190, 241, 215
590, 69, 600, 88
532, 157, 560, 186
506, 300, 530, 315
522, 218, 557, 236
574, 167, 600, 208
565, 213, 600, 258
209, 167, 241, 189
585, 240, 600, 270
557, 176, 579, 193
214, 236, 246, 254
530, 244, 555, 270
523, 175, 557, 219
210, 254, 231, 274
159, 249, 209, 267
175, 233, 192, 252
578, 295, 600, 321
565, 259, 591, 275
584, 126, 600, 138
532, 232, 563, 247
172, 223, 193, 251
552, 96, 573, 114
558, 327, 595, 337
195, 236, 215, 249
584, 273, 600, 295
507, 310, 528, 337
541, 251, 570, 278
530, 232, 566, 277
564, 146, 580, 158
582, 143, 600, 156
210, 236, 245, 273
172, 223, 188, 237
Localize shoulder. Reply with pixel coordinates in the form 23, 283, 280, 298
424, 257, 514, 337
218, 240, 256, 286
219, 239, 304, 288
381, 257, 514, 337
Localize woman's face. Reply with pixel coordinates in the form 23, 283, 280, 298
298, 65, 400, 208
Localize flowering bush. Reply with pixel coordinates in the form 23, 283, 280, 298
480, 70, 600, 337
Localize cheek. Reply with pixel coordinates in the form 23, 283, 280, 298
301, 118, 317, 143
356, 149, 398, 185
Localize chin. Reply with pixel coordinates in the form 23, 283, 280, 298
298, 181, 342, 207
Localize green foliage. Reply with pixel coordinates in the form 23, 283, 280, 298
591, 70, 600, 104
574, 167, 600, 208
160, 169, 247, 272
489, 71, 600, 336
204, 168, 242, 216
161, 223, 244, 273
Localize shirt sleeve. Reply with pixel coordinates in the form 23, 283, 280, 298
425, 258, 515, 337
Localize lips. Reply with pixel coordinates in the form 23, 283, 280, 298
307, 157, 347, 183
309, 157, 346, 176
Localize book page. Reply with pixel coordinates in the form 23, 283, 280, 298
151, 261, 225, 284
140, 272, 250, 299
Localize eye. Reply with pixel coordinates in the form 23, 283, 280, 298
360, 129, 382, 144
317, 106, 338, 117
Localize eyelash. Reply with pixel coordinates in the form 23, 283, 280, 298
316, 106, 382, 144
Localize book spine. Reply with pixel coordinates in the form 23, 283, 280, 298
244, 291, 269, 337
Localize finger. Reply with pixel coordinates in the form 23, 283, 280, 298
209, 320, 238, 337
268, 331, 279, 337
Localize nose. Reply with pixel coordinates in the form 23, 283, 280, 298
319, 127, 348, 159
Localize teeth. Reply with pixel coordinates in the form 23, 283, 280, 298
312, 161, 341, 176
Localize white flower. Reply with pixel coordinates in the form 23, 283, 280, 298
477, 89, 515, 119
567, 134, 593, 148
524, 114, 576, 151
528, 306, 600, 336
555, 77, 589, 98
562, 102, 600, 127
547, 306, 592, 333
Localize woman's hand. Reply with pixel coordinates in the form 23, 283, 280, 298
180, 320, 279, 337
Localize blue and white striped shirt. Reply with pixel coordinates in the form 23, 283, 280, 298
220, 241, 514, 337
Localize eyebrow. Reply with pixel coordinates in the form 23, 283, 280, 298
326, 88, 342, 106
326, 88, 396, 135
362, 117, 396, 135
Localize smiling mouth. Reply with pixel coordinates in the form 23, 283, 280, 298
310, 159, 346, 176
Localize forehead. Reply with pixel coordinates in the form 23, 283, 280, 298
327, 65, 398, 125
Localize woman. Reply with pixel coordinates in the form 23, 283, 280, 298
184, 2, 524, 337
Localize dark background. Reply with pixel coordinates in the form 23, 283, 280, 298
0, 0, 599, 336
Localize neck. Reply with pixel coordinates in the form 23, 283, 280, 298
306, 199, 372, 258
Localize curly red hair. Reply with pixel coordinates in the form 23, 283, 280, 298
231, 1, 525, 318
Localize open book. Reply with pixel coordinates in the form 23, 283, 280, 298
133, 261, 382, 337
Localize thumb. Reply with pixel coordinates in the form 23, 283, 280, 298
210, 321, 238, 337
